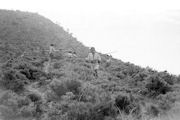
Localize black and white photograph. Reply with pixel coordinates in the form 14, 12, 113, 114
0, 0, 180, 120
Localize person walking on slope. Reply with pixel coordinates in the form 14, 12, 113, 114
43, 44, 59, 73
49, 44, 59, 62
86, 47, 101, 78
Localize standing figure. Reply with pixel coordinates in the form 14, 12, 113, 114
49, 44, 58, 62
44, 44, 58, 74
86, 47, 101, 78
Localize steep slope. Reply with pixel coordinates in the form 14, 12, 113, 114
0, 9, 88, 63
0, 10, 179, 120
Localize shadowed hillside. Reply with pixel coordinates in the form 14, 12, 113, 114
0, 10, 180, 120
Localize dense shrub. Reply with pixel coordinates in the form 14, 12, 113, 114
0, 59, 50, 92
51, 51, 64, 60
0, 69, 28, 92
44, 102, 63, 120
115, 93, 141, 116
133, 72, 148, 83
73, 64, 94, 81
0, 91, 29, 119
0, 90, 46, 119
177, 75, 180, 83
78, 83, 99, 103
156, 92, 177, 111
27, 93, 42, 103
50, 79, 82, 100
92, 101, 117, 120
144, 103, 160, 117
19, 101, 44, 119
53, 61, 63, 69
145, 74, 172, 97
158, 72, 175, 85
16, 62, 47, 81
60, 100, 117, 120
67, 102, 92, 120
50, 80, 68, 99
65, 79, 81, 95
115, 94, 131, 114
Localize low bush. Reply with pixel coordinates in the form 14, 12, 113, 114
0, 59, 50, 92
65, 79, 81, 95
67, 102, 92, 120
0, 91, 29, 119
156, 92, 176, 111
50, 79, 82, 100
177, 75, 180, 83
78, 83, 102, 103
92, 101, 117, 120
73, 63, 94, 81
50, 80, 68, 100
142, 102, 160, 117
27, 93, 42, 103
53, 62, 63, 69
16, 63, 47, 81
115, 93, 141, 116
145, 74, 172, 97
0, 69, 28, 92
50, 51, 64, 60
158, 72, 175, 85
115, 94, 131, 114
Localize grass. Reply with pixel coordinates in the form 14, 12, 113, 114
0, 10, 180, 120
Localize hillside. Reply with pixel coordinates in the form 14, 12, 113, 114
0, 9, 89, 63
0, 10, 180, 120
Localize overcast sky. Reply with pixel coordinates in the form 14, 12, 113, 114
1, 0, 180, 75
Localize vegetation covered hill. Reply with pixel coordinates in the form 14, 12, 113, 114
0, 9, 88, 63
0, 10, 180, 120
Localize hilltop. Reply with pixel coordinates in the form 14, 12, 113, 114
0, 10, 180, 120
0, 9, 88, 62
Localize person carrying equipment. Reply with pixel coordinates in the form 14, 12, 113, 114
86, 47, 101, 78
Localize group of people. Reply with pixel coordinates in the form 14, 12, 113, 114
44, 44, 112, 78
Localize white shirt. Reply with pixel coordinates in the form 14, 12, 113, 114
49, 46, 57, 54
86, 52, 101, 62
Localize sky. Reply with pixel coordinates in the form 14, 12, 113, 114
0, 0, 180, 75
